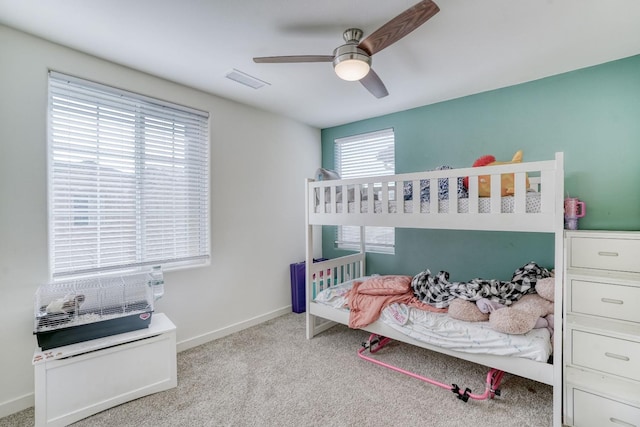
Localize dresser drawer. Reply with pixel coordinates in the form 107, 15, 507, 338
572, 388, 640, 427
568, 236, 640, 273
570, 279, 640, 323
572, 330, 640, 381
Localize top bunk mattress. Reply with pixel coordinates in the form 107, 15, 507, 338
318, 191, 542, 214
314, 279, 552, 363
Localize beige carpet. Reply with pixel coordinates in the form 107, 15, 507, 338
1, 312, 552, 426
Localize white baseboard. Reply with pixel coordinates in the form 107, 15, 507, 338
176, 306, 292, 352
0, 392, 34, 419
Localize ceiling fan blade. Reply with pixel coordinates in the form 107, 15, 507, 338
358, 0, 440, 56
360, 69, 388, 98
253, 55, 334, 63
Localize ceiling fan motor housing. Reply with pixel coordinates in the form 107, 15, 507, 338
333, 45, 371, 81
332, 27, 371, 81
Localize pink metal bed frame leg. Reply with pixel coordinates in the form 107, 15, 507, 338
358, 334, 505, 402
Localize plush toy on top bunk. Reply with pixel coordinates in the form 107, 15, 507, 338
448, 276, 555, 338
462, 150, 530, 197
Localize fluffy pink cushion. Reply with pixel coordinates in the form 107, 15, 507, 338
356, 275, 412, 295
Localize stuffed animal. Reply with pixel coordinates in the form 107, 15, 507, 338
463, 150, 529, 197
489, 278, 554, 336
448, 277, 556, 337
448, 298, 491, 322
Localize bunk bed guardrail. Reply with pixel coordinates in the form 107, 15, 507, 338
307, 153, 563, 233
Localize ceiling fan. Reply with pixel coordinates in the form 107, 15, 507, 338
253, 0, 440, 98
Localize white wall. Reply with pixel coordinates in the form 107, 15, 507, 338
0, 24, 321, 417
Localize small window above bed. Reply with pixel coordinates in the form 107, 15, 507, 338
334, 128, 395, 254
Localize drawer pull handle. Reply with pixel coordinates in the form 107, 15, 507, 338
597, 251, 619, 257
609, 417, 636, 427
605, 352, 630, 362
601, 297, 624, 305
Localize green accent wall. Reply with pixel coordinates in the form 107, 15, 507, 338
321, 55, 640, 281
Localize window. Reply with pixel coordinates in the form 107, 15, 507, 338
334, 128, 395, 254
48, 71, 210, 279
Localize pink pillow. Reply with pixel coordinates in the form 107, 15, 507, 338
356, 275, 412, 295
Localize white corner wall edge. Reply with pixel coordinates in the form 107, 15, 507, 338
176, 306, 292, 352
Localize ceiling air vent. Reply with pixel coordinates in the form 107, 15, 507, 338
225, 69, 270, 89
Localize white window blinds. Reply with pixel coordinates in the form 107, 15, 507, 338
335, 128, 395, 254
48, 71, 210, 279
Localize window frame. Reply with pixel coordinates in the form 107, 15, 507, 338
47, 71, 210, 280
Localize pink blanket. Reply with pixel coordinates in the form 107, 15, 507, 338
347, 275, 447, 328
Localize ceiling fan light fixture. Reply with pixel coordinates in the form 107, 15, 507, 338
333, 45, 371, 81
334, 58, 370, 81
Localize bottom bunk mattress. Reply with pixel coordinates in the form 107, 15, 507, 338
314, 278, 552, 363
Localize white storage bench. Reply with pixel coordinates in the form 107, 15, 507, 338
33, 313, 177, 427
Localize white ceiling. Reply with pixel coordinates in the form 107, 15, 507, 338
1, 0, 639, 129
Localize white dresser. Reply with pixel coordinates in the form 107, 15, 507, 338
564, 230, 640, 427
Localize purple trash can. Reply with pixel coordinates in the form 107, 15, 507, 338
290, 259, 326, 313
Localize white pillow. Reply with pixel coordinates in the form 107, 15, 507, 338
314, 167, 372, 204
316, 167, 340, 181
315, 168, 341, 204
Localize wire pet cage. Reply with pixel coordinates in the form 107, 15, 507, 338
34, 268, 164, 350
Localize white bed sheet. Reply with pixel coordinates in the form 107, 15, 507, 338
314, 278, 552, 363
318, 191, 542, 214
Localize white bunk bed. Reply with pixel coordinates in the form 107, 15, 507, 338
305, 152, 564, 426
